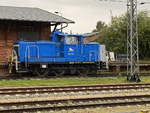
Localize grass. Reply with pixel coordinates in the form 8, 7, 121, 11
98, 71, 150, 74
0, 76, 150, 87
140, 59, 150, 62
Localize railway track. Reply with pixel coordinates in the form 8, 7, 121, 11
0, 74, 111, 80
1, 83, 150, 95
0, 73, 150, 80
0, 94, 150, 113
1, 83, 150, 112
0, 74, 115, 80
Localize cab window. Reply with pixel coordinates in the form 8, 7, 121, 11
65, 36, 78, 44
58, 36, 64, 42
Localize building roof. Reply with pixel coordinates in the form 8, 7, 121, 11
0, 6, 74, 23
84, 32, 99, 43
84, 32, 99, 37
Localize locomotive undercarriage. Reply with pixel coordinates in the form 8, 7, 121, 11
10, 62, 106, 77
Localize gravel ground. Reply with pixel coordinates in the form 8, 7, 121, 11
34, 105, 150, 113
1, 91, 150, 103
1, 89, 150, 113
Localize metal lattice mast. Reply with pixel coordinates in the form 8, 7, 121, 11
127, 0, 140, 82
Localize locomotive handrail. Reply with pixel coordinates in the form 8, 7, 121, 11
25, 45, 40, 67
13, 50, 18, 71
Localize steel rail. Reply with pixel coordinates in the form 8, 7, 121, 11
0, 84, 150, 95
0, 86, 150, 95
1, 83, 150, 91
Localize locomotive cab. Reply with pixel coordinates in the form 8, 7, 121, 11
64, 35, 83, 59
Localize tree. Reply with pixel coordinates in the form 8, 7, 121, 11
138, 11, 150, 59
96, 21, 106, 31
95, 11, 150, 59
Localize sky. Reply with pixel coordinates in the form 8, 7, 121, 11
0, 0, 149, 33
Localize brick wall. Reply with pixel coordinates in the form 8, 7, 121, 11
0, 21, 51, 63
0, 47, 12, 63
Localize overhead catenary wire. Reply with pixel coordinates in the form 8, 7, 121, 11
99, 0, 150, 4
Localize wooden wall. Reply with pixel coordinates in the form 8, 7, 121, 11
0, 20, 51, 63
40, 23, 51, 40
84, 35, 98, 43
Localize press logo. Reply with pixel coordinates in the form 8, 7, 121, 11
69, 48, 74, 52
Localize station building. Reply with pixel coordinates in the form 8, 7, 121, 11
0, 6, 74, 66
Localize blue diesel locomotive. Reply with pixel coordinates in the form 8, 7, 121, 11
9, 31, 107, 76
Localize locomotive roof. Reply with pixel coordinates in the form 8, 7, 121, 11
0, 6, 74, 23
54, 31, 87, 38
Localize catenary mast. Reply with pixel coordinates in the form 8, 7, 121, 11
127, 0, 140, 82
99, 0, 140, 82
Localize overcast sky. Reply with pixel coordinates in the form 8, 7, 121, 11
0, 0, 149, 33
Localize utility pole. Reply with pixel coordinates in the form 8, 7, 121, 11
110, 9, 113, 22
127, 0, 140, 82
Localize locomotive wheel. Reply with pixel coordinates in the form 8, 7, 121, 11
70, 69, 77, 75
89, 70, 97, 75
53, 70, 65, 76
34, 68, 49, 77
78, 69, 89, 76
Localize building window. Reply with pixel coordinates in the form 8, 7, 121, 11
18, 25, 39, 41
